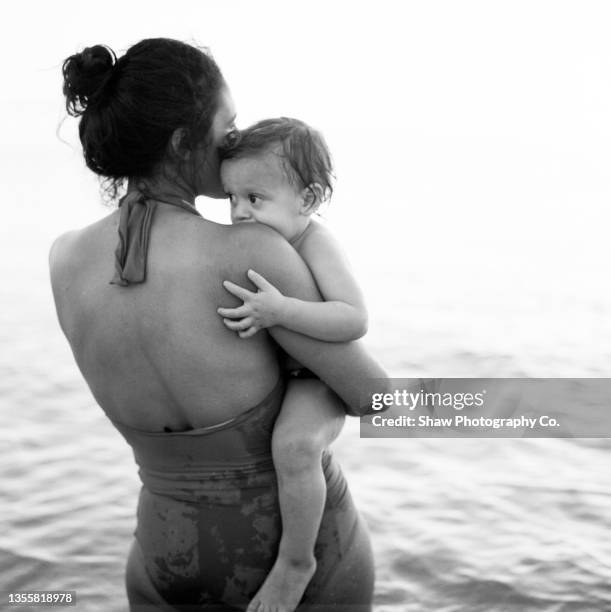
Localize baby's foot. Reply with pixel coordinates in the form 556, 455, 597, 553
246, 556, 316, 612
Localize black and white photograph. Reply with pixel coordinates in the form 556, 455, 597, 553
2, 1, 611, 610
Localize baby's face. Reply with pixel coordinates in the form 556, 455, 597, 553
221, 151, 307, 241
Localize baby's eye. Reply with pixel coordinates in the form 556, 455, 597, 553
226, 193, 235, 204
248, 194, 260, 205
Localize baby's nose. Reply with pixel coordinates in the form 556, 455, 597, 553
232, 200, 252, 222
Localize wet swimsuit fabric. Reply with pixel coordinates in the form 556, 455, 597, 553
112, 378, 375, 611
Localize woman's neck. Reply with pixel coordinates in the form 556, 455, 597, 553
127, 172, 195, 205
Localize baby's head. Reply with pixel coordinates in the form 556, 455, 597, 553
220, 117, 334, 241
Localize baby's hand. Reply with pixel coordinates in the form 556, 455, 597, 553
218, 269, 286, 338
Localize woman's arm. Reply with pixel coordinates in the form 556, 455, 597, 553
222, 224, 389, 416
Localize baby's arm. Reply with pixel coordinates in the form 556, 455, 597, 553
278, 222, 367, 341
219, 222, 368, 342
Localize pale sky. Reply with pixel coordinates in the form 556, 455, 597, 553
1, 1, 610, 342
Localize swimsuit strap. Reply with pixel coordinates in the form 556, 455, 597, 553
110, 189, 202, 287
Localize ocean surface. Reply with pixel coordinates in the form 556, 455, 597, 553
3, 2, 611, 609
1, 192, 611, 612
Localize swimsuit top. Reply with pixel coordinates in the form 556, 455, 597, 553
111, 189, 202, 286
110, 378, 285, 500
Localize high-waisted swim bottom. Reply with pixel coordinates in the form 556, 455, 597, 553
112, 379, 374, 611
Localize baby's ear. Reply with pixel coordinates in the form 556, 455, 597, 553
169, 127, 190, 161
300, 183, 324, 215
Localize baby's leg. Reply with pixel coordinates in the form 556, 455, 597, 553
247, 378, 345, 612
274, 378, 345, 565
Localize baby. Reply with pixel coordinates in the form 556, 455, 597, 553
218, 118, 368, 612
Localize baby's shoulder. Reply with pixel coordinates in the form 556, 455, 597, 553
296, 219, 345, 269
297, 219, 336, 252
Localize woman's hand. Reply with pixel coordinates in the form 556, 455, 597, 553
218, 269, 287, 338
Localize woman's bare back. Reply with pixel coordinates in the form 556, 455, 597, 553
50, 204, 280, 431
51, 202, 386, 437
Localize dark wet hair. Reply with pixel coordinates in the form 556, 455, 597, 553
62, 38, 225, 199
221, 117, 334, 204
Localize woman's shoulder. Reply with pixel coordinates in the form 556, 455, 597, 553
211, 222, 318, 297
216, 222, 301, 268
225, 221, 289, 248
49, 214, 118, 280
49, 228, 83, 279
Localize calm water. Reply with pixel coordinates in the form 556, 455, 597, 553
3, 3, 611, 609
1, 211, 610, 611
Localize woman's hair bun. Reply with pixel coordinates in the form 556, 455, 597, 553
62, 45, 117, 116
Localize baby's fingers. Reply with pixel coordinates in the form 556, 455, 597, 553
247, 269, 276, 291
223, 317, 254, 331
223, 280, 256, 301
238, 326, 259, 339
217, 305, 250, 319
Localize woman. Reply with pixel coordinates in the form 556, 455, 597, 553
51, 38, 387, 611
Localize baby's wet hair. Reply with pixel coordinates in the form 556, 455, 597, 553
221, 117, 334, 205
